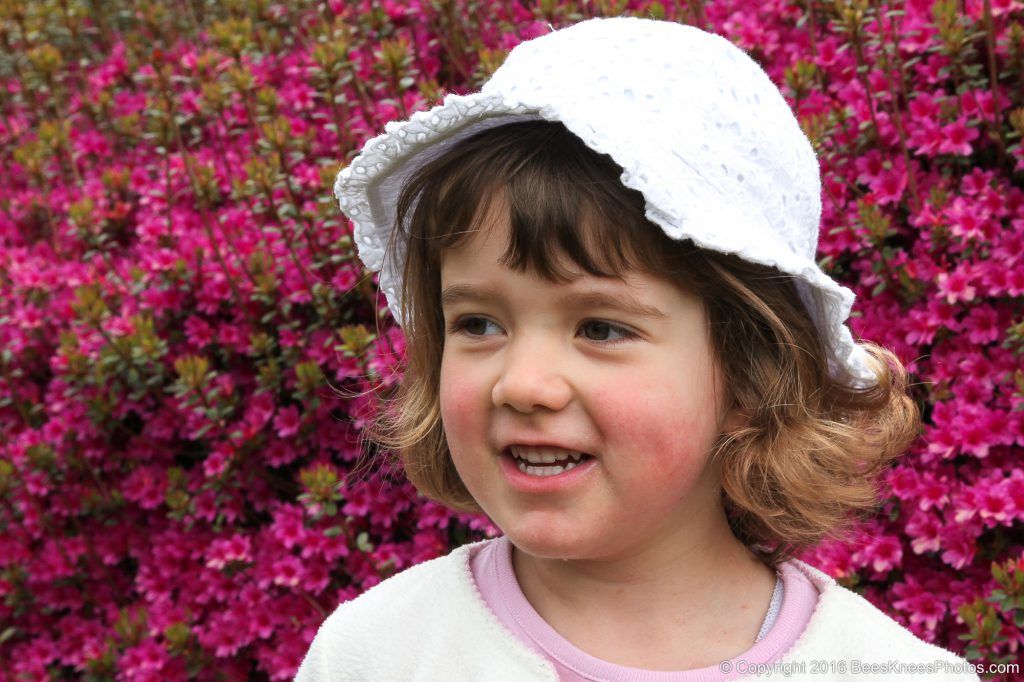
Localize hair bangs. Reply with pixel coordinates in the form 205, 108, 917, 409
402, 120, 670, 290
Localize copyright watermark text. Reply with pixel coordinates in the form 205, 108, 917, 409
717, 658, 1018, 677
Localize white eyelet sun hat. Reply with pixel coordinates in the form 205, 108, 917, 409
334, 16, 878, 389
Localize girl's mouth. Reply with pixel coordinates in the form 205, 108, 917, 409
509, 451, 594, 476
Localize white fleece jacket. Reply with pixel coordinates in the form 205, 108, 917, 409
295, 539, 981, 681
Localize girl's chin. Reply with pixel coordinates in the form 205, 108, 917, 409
504, 527, 609, 562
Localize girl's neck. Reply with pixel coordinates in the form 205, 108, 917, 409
509, 520, 778, 670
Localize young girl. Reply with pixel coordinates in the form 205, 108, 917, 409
297, 17, 980, 681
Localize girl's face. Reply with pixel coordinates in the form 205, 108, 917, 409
438, 197, 742, 563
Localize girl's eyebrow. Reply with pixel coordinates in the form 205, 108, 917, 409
439, 283, 668, 320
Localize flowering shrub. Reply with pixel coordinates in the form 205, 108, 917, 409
0, 0, 1021, 680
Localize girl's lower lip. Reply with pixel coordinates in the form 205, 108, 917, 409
498, 452, 597, 493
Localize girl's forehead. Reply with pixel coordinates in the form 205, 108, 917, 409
436, 189, 687, 295
440, 229, 668, 289
439, 235, 628, 284
440, 241, 687, 308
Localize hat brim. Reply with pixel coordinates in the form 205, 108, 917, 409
334, 91, 878, 389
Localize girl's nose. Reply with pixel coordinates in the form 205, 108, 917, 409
491, 337, 573, 414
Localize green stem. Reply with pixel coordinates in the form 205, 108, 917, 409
871, 0, 922, 214
981, 0, 1010, 172
163, 149, 174, 242
324, 79, 352, 151
99, 250, 131, 292
850, 26, 882, 146
687, 0, 707, 30
258, 178, 317, 301
804, 1, 827, 93
0, 359, 34, 426
93, 323, 134, 366
273, 143, 321, 260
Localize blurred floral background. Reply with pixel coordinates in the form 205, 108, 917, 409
1, 0, 1022, 679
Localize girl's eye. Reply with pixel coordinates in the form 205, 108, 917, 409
447, 316, 500, 338
446, 317, 637, 346
580, 320, 635, 344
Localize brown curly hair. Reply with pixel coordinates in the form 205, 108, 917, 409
348, 119, 920, 566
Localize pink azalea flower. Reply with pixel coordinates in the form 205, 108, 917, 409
924, 423, 957, 461
908, 117, 945, 156
935, 267, 976, 304
193, 489, 219, 522
206, 534, 253, 570
264, 438, 301, 467
892, 576, 948, 633
272, 555, 303, 587
22, 470, 50, 497
178, 89, 203, 116
102, 316, 135, 337
977, 478, 1013, 525
198, 616, 246, 658
917, 473, 950, 511
119, 639, 169, 675
330, 264, 360, 292
301, 559, 330, 593
217, 321, 249, 352
939, 521, 979, 569
73, 128, 112, 157
952, 377, 992, 405
937, 118, 979, 156
203, 443, 234, 478
415, 500, 455, 529
959, 89, 987, 121
909, 91, 943, 120
245, 390, 276, 430
872, 163, 908, 205
250, 603, 276, 640
1005, 267, 1024, 296
121, 465, 168, 510
855, 149, 885, 184
959, 167, 993, 195
274, 405, 301, 438
271, 506, 307, 549
960, 421, 994, 458
280, 82, 317, 112
905, 510, 943, 554
908, 591, 947, 633
904, 297, 960, 344
944, 196, 988, 242
950, 485, 980, 523
279, 327, 301, 348
961, 304, 1002, 344
861, 534, 903, 574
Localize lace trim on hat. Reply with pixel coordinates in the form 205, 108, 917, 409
334, 90, 876, 389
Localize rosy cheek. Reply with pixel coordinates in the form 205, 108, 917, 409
594, 384, 712, 481
439, 367, 483, 449
648, 421, 712, 480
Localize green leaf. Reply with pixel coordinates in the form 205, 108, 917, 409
355, 531, 374, 553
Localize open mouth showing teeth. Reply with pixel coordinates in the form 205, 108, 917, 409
505, 448, 594, 477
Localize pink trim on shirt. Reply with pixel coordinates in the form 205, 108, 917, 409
470, 536, 819, 681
